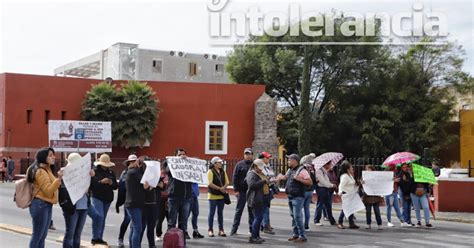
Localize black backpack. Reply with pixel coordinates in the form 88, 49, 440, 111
59, 183, 75, 214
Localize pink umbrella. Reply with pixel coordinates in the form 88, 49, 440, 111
312, 152, 344, 169
383, 152, 420, 166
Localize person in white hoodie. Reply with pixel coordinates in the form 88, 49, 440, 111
337, 161, 360, 229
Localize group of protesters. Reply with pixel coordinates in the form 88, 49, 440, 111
24, 146, 435, 248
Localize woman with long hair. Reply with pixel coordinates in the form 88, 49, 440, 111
337, 160, 359, 229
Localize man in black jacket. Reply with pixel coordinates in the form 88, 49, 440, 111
230, 148, 254, 236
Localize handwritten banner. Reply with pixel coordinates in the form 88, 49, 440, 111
141, 161, 161, 188
166, 156, 209, 184
341, 189, 365, 217
362, 171, 394, 196
412, 163, 438, 185
63, 153, 91, 204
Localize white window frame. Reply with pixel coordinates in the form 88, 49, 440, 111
205, 121, 228, 155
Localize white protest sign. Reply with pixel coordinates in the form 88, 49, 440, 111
362, 171, 394, 196
141, 161, 161, 188
166, 156, 208, 184
341, 189, 365, 216
63, 153, 91, 204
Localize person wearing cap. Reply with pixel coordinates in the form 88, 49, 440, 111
245, 159, 272, 244
314, 161, 337, 226
60, 153, 94, 248
230, 148, 254, 236
275, 154, 312, 243
124, 154, 151, 248
88, 153, 118, 246
258, 151, 275, 235
207, 156, 229, 237
27, 147, 64, 248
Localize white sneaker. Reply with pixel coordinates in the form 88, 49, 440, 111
155, 236, 162, 242
387, 222, 394, 227
400, 222, 411, 227
314, 222, 323, 226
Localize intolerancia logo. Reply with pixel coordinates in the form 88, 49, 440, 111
207, 0, 448, 45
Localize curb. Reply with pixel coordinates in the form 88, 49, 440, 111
269, 202, 474, 224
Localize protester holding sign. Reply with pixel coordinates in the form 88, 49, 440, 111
27, 147, 64, 248
337, 161, 360, 229
207, 156, 229, 237
398, 163, 415, 227
360, 165, 383, 230
60, 153, 94, 248
166, 148, 193, 236
88, 154, 118, 246
410, 163, 434, 229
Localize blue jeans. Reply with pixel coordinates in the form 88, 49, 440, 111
126, 207, 143, 248
314, 187, 336, 224
63, 209, 88, 248
118, 208, 131, 240
400, 193, 412, 224
231, 191, 254, 233
261, 191, 273, 228
141, 204, 157, 247
303, 191, 312, 227
29, 198, 52, 248
365, 203, 382, 225
385, 192, 403, 223
251, 207, 264, 239
188, 196, 199, 230
168, 196, 192, 231
8, 169, 14, 181
208, 199, 225, 230
288, 196, 305, 238
410, 193, 431, 224
87, 197, 111, 240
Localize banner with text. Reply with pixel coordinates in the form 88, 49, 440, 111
166, 156, 208, 184
362, 171, 394, 196
341, 189, 366, 217
63, 153, 92, 204
412, 163, 438, 185
48, 120, 112, 153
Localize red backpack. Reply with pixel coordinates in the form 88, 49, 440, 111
163, 228, 185, 248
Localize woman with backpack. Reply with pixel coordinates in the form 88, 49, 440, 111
59, 153, 95, 248
27, 147, 63, 248
207, 156, 229, 237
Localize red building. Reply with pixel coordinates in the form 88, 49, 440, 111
0, 73, 268, 174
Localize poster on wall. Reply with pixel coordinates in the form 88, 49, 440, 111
48, 120, 112, 153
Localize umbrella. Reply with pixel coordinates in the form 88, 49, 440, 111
312, 152, 344, 169
383, 152, 420, 166
427, 195, 436, 220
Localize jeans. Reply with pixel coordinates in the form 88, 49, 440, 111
314, 187, 336, 224
188, 196, 199, 231
63, 209, 88, 248
365, 203, 382, 225
303, 191, 312, 227
385, 192, 403, 223
208, 199, 225, 230
8, 169, 14, 181
29, 198, 52, 248
288, 196, 305, 238
156, 196, 168, 237
410, 193, 431, 224
262, 191, 273, 228
250, 207, 264, 239
118, 207, 131, 240
168, 196, 192, 231
87, 197, 111, 240
338, 210, 355, 226
126, 207, 143, 248
231, 191, 254, 233
400, 193, 413, 224
141, 204, 158, 247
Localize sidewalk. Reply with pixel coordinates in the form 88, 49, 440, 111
268, 196, 474, 224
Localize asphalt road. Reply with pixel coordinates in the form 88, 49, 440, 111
1, 183, 473, 248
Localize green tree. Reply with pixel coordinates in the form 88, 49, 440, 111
82, 81, 159, 149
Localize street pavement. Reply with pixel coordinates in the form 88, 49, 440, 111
1, 182, 473, 247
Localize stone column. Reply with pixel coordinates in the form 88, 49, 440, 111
252, 93, 279, 157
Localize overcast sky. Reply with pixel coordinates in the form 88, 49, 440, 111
1, 0, 472, 76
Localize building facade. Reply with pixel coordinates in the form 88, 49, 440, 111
54, 42, 231, 83
0, 73, 277, 175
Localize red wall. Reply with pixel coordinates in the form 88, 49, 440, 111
0, 73, 265, 161
434, 179, 474, 212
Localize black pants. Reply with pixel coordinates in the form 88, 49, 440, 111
231, 191, 254, 233
338, 210, 355, 226
365, 203, 382, 225
141, 204, 158, 246
155, 197, 168, 237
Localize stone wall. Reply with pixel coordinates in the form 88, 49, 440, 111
252, 93, 279, 157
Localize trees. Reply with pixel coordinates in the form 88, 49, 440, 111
81, 81, 159, 149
